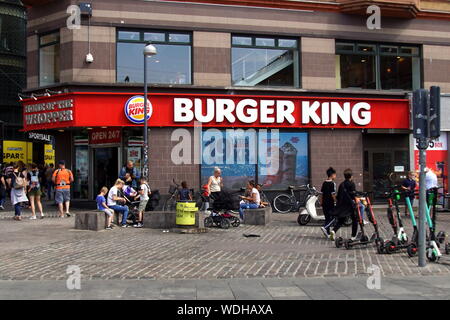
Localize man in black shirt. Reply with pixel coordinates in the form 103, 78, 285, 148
320, 167, 337, 238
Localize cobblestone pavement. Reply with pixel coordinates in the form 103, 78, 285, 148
0, 201, 449, 281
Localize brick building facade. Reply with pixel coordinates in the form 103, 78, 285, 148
20, 0, 450, 202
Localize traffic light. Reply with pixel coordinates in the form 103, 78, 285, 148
429, 86, 441, 139
413, 89, 428, 139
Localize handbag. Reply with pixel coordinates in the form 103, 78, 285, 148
13, 173, 27, 190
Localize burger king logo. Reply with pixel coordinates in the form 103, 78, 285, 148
124, 96, 153, 124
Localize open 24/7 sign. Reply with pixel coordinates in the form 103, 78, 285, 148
88, 128, 122, 145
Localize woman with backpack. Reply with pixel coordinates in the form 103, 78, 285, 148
27, 163, 44, 219
6, 163, 29, 221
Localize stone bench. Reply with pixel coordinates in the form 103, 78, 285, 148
143, 211, 205, 229
75, 211, 109, 231
243, 206, 272, 226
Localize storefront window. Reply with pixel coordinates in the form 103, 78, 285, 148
117, 30, 192, 84
200, 130, 309, 190
39, 32, 60, 86
74, 144, 89, 199
336, 42, 421, 91
232, 35, 299, 87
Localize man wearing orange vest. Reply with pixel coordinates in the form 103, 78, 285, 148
52, 160, 74, 218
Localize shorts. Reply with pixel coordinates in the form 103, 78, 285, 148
102, 208, 114, 217
139, 200, 148, 212
55, 189, 71, 204
28, 188, 42, 197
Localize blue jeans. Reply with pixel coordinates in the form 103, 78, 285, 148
358, 202, 366, 220
109, 205, 129, 225
239, 203, 259, 219
14, 203, 21, 216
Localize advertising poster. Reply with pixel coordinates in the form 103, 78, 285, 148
414, 134, 448, 193
2, 141, 32, 164
127, 147, 142, 173
259, 132, 309, 189
44, 144, 55, 166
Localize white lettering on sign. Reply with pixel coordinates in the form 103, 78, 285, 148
24, 99, 75, 126
174, 98, 296, 125
302, 101, 371, 126
24, 99, 74, 114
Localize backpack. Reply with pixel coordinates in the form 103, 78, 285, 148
13, 173, 27, 190
30, 171, 40, 189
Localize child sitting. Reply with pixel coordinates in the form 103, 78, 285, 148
96, 187, 114, 230
179, 181, 192, 201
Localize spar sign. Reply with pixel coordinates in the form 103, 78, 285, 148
124, 96, 153, 124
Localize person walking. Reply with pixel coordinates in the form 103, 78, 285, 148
52, 160, 74, 218
329, 169, 358, 241
27, 163, 44, 219
6, 163, 28, 221
107, 179, 130, 228
320, 167, 337, 238
119, 161, 141, 189
45, 163, 55, 200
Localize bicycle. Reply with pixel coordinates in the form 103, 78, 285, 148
273, 185, 310, 214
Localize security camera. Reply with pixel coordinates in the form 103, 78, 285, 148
86, 53, 94, 63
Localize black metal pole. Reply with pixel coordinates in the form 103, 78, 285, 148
143, 55, 149, 180
417, 138, 428, 267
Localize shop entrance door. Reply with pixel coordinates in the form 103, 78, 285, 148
91, 147, 120, 200
363, 134, 410, 200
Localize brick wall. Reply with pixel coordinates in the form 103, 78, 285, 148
301, 37, 336, 90
148, 128, 200, 194
309, 129, 364, 190
193, 31, 231, 86
423, 45, 450, 93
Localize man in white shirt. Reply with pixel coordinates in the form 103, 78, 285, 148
107, 179, 129, 227
425, 168, 438, 191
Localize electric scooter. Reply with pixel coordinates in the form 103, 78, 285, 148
335, 192, 383, 251
297, 185, 323, 225
424, 188, 450, 262
380, 187, 411, 254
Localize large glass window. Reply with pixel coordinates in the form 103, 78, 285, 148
201, 130, 309, 190
39, 32, 60, 86
117, 30, 192, 84
336, 42, 421, 91
232, 35, 299, 87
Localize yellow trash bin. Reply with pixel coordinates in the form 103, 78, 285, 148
176, 201, 198, 226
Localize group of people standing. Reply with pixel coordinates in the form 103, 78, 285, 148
318, 166, 437, 241
0, 160, 73, 220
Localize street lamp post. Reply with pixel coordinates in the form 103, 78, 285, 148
143, 43, 157, 180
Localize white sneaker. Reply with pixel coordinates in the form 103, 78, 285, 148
363, 220, 369, 225
351, 236, 358, 241
29, 215, 37, 220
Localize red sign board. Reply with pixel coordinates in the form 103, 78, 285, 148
22, 92, 410, 131
89, 128, 121, 145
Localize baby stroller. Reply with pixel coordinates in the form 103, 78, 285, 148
204, 189, 241, 229
119, 185, 140, 224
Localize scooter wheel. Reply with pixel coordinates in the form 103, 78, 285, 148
204, 217, 214, 228
344, 239, 352, 250
231, 217, 240, 228
427, 248, 439, 262
297, 214, 311, 226
376, 238, 385, 254
437, 231, 447, 244
385, 241, 397, 254
407, 244, 418, 257
343, 216, 352, 227
220, 218, 231, 230
335, 237, 344, 248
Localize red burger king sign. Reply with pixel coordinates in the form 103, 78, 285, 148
124, 95, 153, 124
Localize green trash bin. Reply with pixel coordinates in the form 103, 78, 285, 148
176, 201, 198, 226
